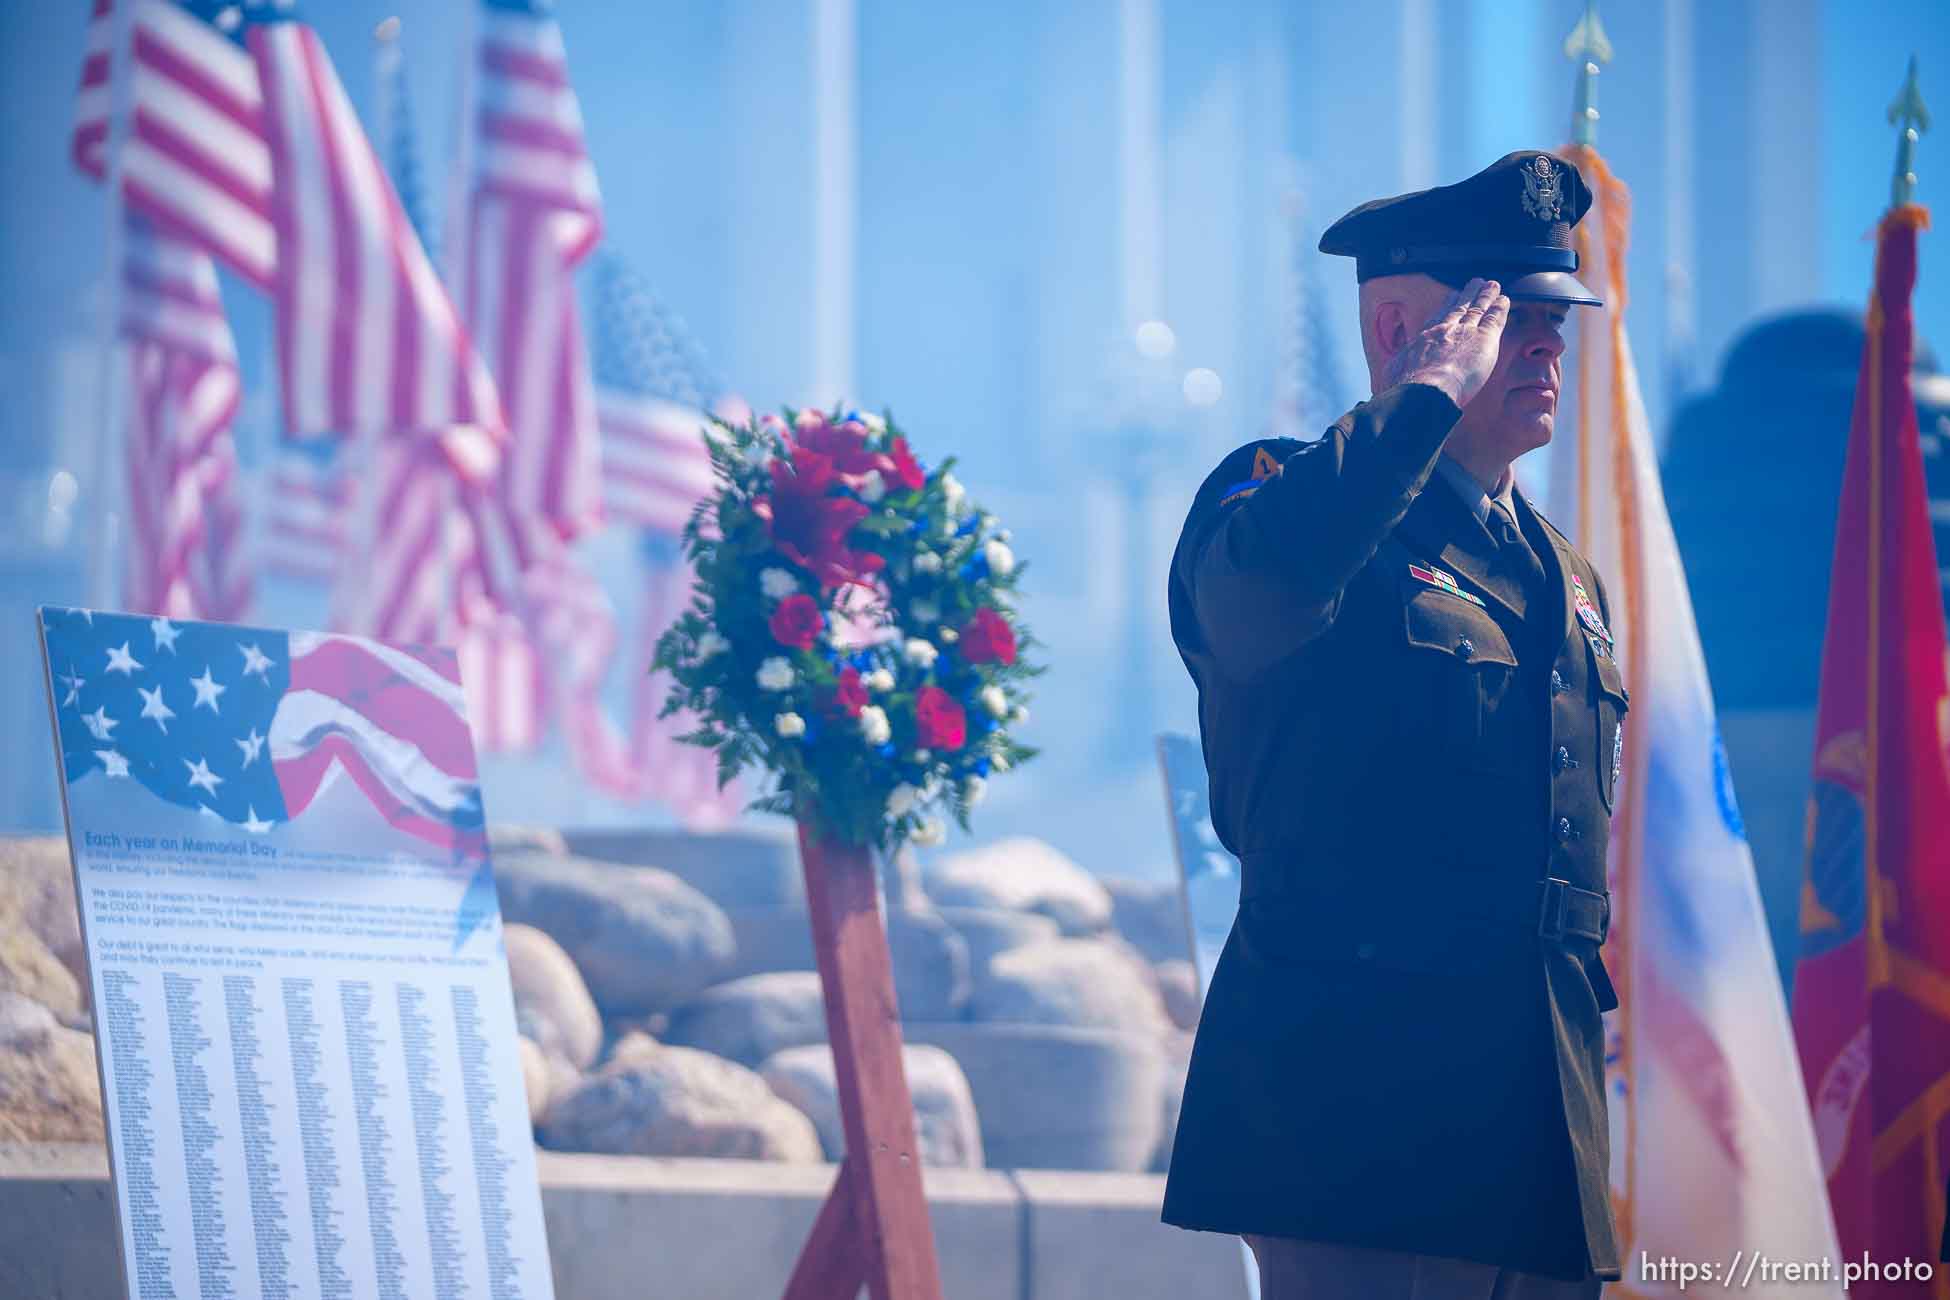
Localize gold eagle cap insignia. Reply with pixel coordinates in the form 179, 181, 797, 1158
1521, 154, 1564, 222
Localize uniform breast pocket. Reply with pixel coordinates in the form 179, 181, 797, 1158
1588, 635, 1630, 812
1401, 588, 1521, 771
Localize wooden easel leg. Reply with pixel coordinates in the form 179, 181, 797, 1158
782, 1160, 869, 1300
790, 821, 946, 1300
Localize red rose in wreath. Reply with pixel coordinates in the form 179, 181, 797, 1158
914, 685, 967, 751
769, 593, 824, 651
825, 666, 869, 719
958, 606, 1017, 666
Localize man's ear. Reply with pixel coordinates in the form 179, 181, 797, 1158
1371, 301, 1412, 365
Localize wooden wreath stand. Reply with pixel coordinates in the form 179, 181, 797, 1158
781, 818, 946, 1300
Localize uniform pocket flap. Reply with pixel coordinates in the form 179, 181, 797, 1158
1403, 588, 1518, 667
1588, 637, 1629, 707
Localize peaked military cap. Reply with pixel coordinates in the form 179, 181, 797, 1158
1319, 151, 1601, 307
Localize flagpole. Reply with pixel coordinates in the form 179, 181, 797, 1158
87, 0, 139, 610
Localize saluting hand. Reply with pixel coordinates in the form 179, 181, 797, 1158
1384, 277, 1510, 409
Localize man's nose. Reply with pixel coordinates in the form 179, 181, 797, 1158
1524, 326, 1567, 360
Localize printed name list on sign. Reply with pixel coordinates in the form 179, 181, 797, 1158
37, 606, 556, 1300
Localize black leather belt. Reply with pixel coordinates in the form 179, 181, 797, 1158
1238, 852, 1610, 947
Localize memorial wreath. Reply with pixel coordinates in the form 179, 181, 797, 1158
653, 405, 1041, 852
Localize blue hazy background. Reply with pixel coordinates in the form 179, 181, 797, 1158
1, 1, 1944, 909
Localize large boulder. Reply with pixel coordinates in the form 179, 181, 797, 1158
762, 1043, 983, 1168
539, 1043, 822, 1162
0, 837, 87, 1021
664, 972, 827, 1068
717, 907, 968, 1022
1102, 876, 1191, 964
904, 1022, 1165, 1172
489, 824, 569, 858
1153, 1030, 1196, 1173
721, 905, 817, 981
1154, 959, 1203, 1032
503, 923, 604, 1070
563, 828, 805, 909
969, 938, 1171, 1038
517, 1036, 552, 1124
492, 851, 735, 1016
0, 991, 103, 1144
887, 909, 970, 1023
924, 838, 1113, 936
936, 907, 1060, 977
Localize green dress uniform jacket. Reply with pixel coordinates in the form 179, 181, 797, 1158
1159, 381, 1627, 1283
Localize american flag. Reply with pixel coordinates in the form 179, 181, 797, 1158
71, 4, 255, 624
245, 10, 508, 654
258, 446, 349, 584
248, 12, 502, 466
117, 216, 253, 622
463, 0, 604, 545
569, 255, 741, 823
40, 606, 485, 855
74, 0, 277, 291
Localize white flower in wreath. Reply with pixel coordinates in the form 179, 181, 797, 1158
940, 472, 968, 515
861, 412, 887, 434
757, 657, 796, 691
1010, 704, 1030, 726
857, 470, 886, 504
858, 705, 892, 746
695, 631, 729, 660
939, 628, 958, 644
760, 568, 799, 600
886, 782, 921, 818
979, 684, 1009, 719
983, 539, 1015, 577
910, 818, 947, 847
914, 748, 932, 763
865, 668, 896, 693
902, 638, 939, 670
910, 600, 939, 626
963, 775, 987, 807
912, 552, 943, 575
989, 750, 1011, 773
775, 711, 806, 738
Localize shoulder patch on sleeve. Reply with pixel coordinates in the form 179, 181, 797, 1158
1252, 446, 1281, 480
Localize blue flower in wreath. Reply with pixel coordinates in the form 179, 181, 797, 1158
876, 742, 897, 759
973, 758, 991, 777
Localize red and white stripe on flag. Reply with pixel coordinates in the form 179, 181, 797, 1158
333, 435, 502, 648
119, 215, 252, 622
248, 17, 503, 469
456, 606, 548, 755
260, 449, 350, 584
598, 392, 718, 534
74, 0, 276, 290
464, 1, 605, 542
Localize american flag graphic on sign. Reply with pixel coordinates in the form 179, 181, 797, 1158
41, 606, 485, 856
74, 0, 277, 290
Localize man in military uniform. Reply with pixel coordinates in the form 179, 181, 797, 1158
1161, 152, 1628, 1299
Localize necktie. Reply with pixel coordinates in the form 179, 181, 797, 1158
1490, 500, 1548, 598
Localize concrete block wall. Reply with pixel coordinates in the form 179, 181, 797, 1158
0, 1144, 1252, 1300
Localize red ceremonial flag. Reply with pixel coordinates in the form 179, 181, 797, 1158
1792, 203, 1950, 1291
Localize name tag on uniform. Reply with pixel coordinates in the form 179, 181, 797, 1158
1408, 564, 1486, 608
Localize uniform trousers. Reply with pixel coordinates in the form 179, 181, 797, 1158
1244, 1235, 1603, 1300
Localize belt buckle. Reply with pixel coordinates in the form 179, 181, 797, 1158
1537, 877, 1571, 942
